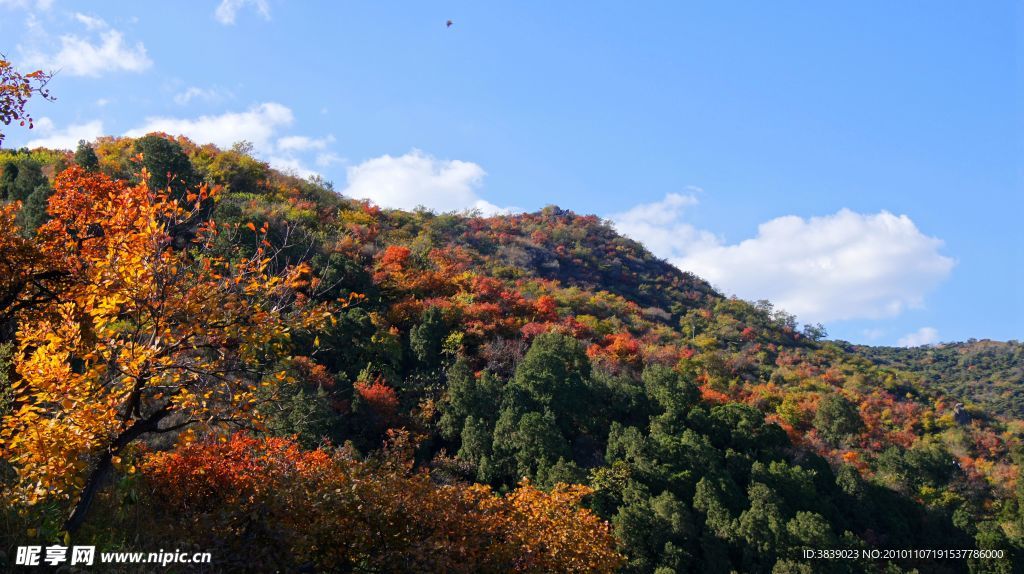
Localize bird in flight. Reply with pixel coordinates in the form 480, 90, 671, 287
446, 20, 453, 28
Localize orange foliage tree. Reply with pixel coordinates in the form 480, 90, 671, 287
0, 203, 66, 336
0, 166, 326, 533
139, 433, 623, 573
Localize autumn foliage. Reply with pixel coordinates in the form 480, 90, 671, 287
138, 433, 623, 573
1, 137, 1022, 572
0, 57, 53, 147
0, 165, 324, 527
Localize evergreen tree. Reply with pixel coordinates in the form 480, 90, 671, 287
74, 140, 99, 172
438, 359, 501, 440
813, 394, 863, 444
0, 162, 17, 200
511, 332, 595, 435
134, 135, 198, 200
410, 306, 446, 368
0, 159, 45, 202
15, 183, 50, 233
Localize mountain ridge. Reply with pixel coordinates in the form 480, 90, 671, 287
2, 136, 1022, 572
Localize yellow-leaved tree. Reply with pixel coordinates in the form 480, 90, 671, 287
0, 164, 327, 533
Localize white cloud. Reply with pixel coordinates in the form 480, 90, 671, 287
0, 0, 53, 11
897, 327, 940, 348
472, 199, 518, 216
342, 150, 514, 214
124, 102, 294, 151
612, 194, 955, 324
266, 156, 317, 179
73, 12, 104, 30
611, 192, 720, 259
123, 103, 341, 181
22, 15, 152, 77
277, 135, 334, 152
315, 152, 343, 167
173, 86, 231, 105
214, 0, 270, 25
24, 117, 103, 149
31, 117, 54, 131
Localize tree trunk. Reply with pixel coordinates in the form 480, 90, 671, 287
63, 405, 173, 535
63, 451, 113, 535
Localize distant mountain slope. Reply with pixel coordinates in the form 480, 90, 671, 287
428, 206, 722, 320
849, 340, 1024, 420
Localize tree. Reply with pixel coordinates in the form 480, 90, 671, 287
200, 143, 269, 193
73, 140, 99, 172
133, 134, 199, 200
801, 323, 827, 342
458, 416, 493, 473
264, 380, 337, 449
511, 410, 571, 480
439, 358, 501, 440
0, 166, 327, 533
644, 364, 700, 418
813, 394, 863, 444
0, 202, 65, 341
0, 57, 53, 147
410, 305, 447, 368
511, 332, 594, 435
136, 433, 624, 573
736, 482, 786, 564
15, 182, 51, 233
0, 158, 47, 202
785, 511, 835, 549
613, 490, 696, 573
693, 475, 737, 542
969, 521, 1015, 574
0, 160, 16, 195
0, 342, 13, 423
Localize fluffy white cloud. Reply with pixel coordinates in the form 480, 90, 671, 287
266, 156, 318, 179
23, 15, 151, 77
173, 86, 231, 105
611, 192, 720, 259
277, 135, 334, 152
24, 117, 104, 149
125, 102, 294, 151
897, 327, 940, 348
122, 103, 342, 180
612, 194, 955, 324
214, 0, 270, 25
471, 199, 518, 217
342, 150, 513, 214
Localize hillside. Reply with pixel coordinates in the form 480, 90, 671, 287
850, 340, 1024, 421
1, 137, 1022, 573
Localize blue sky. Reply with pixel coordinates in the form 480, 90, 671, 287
1, 0, 1020, 346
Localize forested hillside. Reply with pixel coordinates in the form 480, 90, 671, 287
851, 341, 1024, 422
1, 136, 1022, 573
